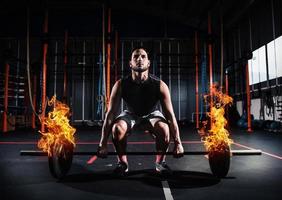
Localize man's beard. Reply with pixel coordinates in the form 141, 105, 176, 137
131, 65, 149, 72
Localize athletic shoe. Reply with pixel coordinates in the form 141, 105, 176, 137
113, 161, 129, 176
155, 161, 172, 175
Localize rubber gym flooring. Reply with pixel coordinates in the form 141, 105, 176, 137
0, 125, 281, 200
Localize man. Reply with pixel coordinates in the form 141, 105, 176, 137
97, 47, 184, 175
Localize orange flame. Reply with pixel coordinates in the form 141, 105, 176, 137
38, 96, 76, 156
199, 84, 233, 152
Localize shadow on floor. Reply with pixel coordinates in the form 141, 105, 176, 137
59, 163, 222, 197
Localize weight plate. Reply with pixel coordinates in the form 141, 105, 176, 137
208, 144, 230, 178
48, 142, 73, 179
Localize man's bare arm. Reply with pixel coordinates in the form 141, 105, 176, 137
99, 80, 122, 147
160, 80, 182, 144
160, 80, 184, 157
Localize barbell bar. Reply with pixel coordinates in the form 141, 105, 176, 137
20, 149, 262, 156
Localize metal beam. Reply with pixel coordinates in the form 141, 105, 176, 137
225, 0, 255, 30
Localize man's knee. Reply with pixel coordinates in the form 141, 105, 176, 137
112, 120, 128, 141
154, 121, 170, 144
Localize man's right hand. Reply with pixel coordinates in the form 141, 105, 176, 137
97, 144, 108, 158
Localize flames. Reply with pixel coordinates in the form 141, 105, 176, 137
199, 84, 233, 153
38, 96, 76, 156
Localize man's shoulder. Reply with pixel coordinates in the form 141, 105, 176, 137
113, 79, 122, 89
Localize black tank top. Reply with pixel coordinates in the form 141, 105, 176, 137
121, 74, 161, 116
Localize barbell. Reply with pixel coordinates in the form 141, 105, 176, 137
20, 142, 261, 180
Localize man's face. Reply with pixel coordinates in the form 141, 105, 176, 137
129, 49, 150, 72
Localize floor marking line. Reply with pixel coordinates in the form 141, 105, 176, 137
233, 142, 282, 160
0, 141, 37, 144
87, 155, 98, 164
162, 181, 174, 200
0, 140, 202, 145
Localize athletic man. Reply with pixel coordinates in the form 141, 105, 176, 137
97, 47, 184, 175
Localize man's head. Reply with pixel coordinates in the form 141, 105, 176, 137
129, 47, 150, 73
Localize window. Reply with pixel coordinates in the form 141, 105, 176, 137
251, 49, 260, 84
248, 59, 253, 84
276, 35, 282, 77
258, 46, 267, 82
249, 35, 282, 86
267, 40, 276, 80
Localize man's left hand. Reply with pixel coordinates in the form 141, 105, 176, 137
173, 142, 184, 158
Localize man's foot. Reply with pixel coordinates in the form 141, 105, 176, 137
155, 161, 172, 176
113, 161, 129, 177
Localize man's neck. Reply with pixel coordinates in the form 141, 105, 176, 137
131, 71, 149, 83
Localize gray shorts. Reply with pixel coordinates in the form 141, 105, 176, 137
115, 110, 167, 130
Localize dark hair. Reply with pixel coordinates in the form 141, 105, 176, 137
130, 47, 150, 58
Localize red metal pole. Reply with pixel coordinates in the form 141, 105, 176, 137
245, 62, 253, 132
106, 8, 111, 109
63, 30, 68, 103
114, 30, 118, 82
225, 70, 229, 95
225, 70, 229, 124
208, 12, 213, 128
195, 31, 199, 129
32, 74, 37, 129
3, 63, 10, 133
41, 9, 48, 133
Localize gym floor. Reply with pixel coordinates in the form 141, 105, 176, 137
0, 125, 281, 200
